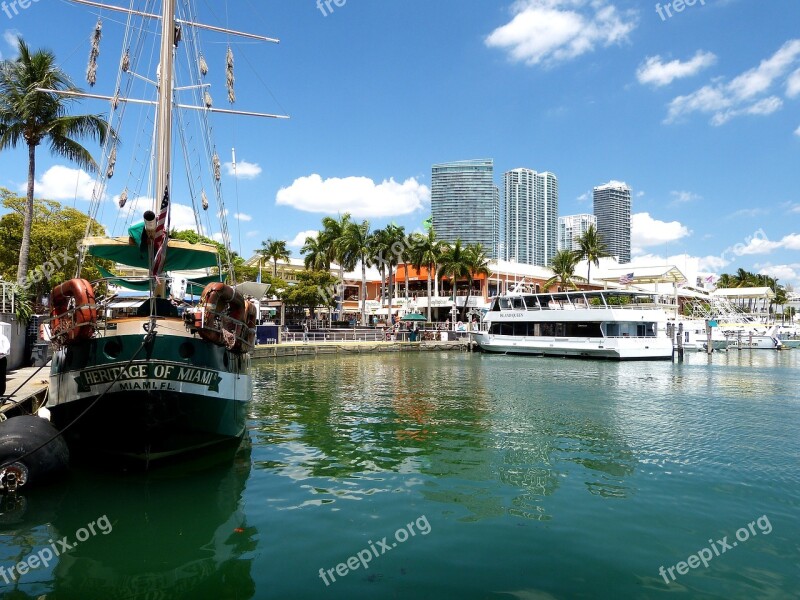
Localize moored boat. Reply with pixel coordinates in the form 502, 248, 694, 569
474, 290, 673, 360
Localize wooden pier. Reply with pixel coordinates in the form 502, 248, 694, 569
1, 366, 49, 418
251, 339, 474, 359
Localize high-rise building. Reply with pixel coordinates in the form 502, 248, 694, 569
559, 214, 597, 252
503, 168, 559, 266
431, 159, 497, 258
593, 181, 631, 264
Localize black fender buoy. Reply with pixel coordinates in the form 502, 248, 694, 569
0, 416, 69, 490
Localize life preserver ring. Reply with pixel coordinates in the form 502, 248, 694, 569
194, 282, 254, 354
50, 278, 97, 343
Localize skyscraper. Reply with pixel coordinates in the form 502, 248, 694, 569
593, 181, 631, 264
431, 159, 497, 258
559, 214, 597, 252
503, 168, 559, 266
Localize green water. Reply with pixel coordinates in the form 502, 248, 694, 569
2, 350, 799, 599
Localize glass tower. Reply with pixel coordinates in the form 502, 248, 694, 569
431, 159, 497, 258
593, 181, 631, 264
503, 168, 559, 266
559, 214, 597, 251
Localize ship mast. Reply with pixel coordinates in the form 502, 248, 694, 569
155, 0, 175, 224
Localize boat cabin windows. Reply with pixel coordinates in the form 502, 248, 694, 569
499, 298, 512, 310
523, 295, 539, 310
489, 321, 603, 338
603, 322, 657, 337
511, 297, 525, 310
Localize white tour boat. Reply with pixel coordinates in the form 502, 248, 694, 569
474, 290, 673, 360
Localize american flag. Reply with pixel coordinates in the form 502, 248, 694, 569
152, 184, 170, 277
705, 275, 715, 284
618, 272, 634, 285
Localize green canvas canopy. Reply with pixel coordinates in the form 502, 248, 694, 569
83, 235, 219, 271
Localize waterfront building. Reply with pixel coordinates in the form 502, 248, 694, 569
503, 168, 558, 267
559, 214, 597, 252
431, 159, 497, 258
593, 181, 631, 264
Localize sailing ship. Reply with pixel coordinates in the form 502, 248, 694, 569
43, 0, 286, 462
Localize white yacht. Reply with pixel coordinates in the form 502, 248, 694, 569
474, 290, 673, 360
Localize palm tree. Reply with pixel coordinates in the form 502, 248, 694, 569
259, 238, 290, 278
544, 249, 580, 291
717, 273, 735, 288
575, 224, 608, 284
438, 239, 470, 325
301, 233, 329, 271
320, 214, 352, 319
381, 224, 406, 322
733, 268, 753, 288
463, 243, 490, 320
0, 38, 111, 285
409, 228, 445, 321
369, 227, 390, 312
337, 219, 372, 325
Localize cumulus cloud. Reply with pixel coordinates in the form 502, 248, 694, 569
234, 213, 252, 222
276, 174, 429, 218
636, 51, 717, 87
787, 68, 800, 97
22, 165, 100, 202
631, 212, 691, 253
224, 160, 262, 179
724, 231, 800, 256
665, 39, 800, 125
288, 229, 319, 247
484, 0, 636, 68
755, 263, 800, 284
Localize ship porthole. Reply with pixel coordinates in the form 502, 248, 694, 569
179, 342, 195, 359
105, 339, 122, 358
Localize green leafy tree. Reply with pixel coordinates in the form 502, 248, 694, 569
378, 224, 405, 319
279, 270, 338, 318
320, 214, 353, 318
259, 238, 290, 278
0, 189, 108, 302
544, 249, 580, 291
575, 223, 608, 284
170, 229, 256, 282
0, 38, 111, 285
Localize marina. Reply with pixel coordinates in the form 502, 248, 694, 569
1, 349, 799, 598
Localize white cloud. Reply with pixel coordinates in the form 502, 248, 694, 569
224, 160, 262, 179
795, 125, 800, 137
234, 212, 252, 222
245, 230, 260, 238
631, 212, 691, 253
727, 233, 783, 256
666, 39, 800, 125
484, 0, 636, 68
697, 255, 731, 272
288, 229, 319, 247
669, 190, 701, 205
755, 263, 800, 284
636, 51, 717, 87
728, 208, 768, 219
23, 165, 100, 202
576, 191, 590, 202
276, 174, 429, 218
1, 30, 20, 60
787, 68, 800, 98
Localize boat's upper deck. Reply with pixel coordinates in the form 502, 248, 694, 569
488, 290, 671, 313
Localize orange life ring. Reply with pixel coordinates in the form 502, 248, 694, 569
50, 279, 97, 343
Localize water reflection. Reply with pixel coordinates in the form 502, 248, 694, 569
251, 353, 640, 522
0, 443, 253, 599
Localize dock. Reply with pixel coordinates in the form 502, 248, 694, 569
251, 339, 474, 359
1, 366, 49, 417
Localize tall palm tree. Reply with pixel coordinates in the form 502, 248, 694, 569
575, 224, 608, 284
544, 249, 580, 291
438, 239, 470, 325
733, 268, 753, 288
381, 224, 406, 322
337, 219, 372, 325
409, 228, 445, 321
401, 233, 414, 302
259, 238, 290, 278
717, 273, 735, 288
463, 243, 490, 320
301, 233, 329, 271
0, 38, 111, 285
320, 214, 352, 320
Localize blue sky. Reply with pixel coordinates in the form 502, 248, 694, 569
1, 0, 799, 285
